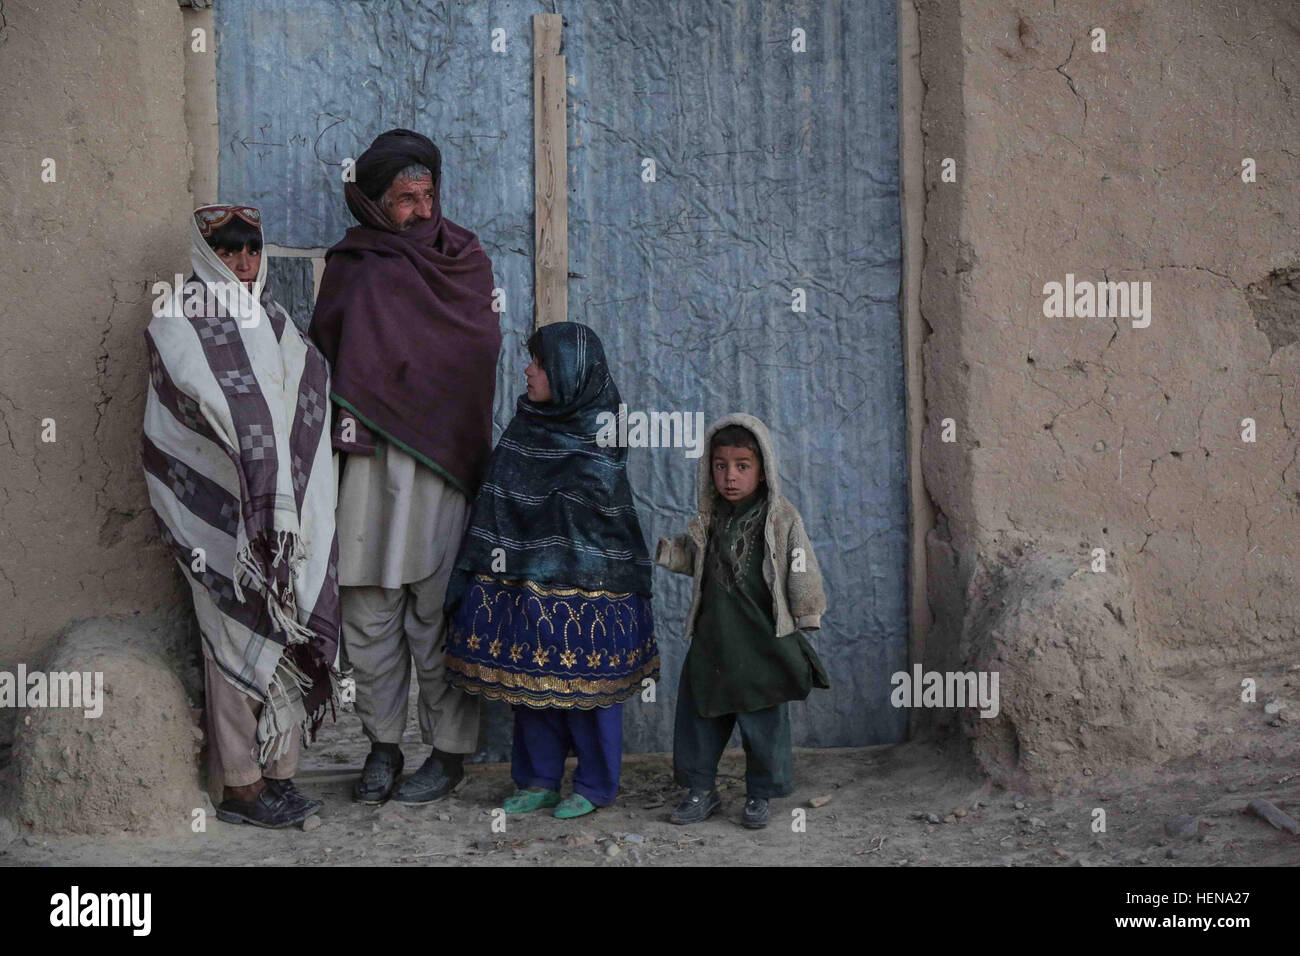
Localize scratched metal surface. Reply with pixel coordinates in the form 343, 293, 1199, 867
218, 0, 906, 757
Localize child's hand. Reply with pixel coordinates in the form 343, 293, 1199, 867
655, 534, 696, 575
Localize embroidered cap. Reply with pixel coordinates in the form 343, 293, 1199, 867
194, 204, 262, 238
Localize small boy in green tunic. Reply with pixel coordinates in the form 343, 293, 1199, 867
656, 413, 829, 828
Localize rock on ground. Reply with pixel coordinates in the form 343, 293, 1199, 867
7, 616, 203, 836
957, 550, 1197, 789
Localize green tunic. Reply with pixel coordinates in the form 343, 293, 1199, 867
684, 489, 829, 719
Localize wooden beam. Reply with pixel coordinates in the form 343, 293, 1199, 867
533, 13, 567, 328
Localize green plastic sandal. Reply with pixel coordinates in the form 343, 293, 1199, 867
503, 787, 561, 814
553, 793, 598, 819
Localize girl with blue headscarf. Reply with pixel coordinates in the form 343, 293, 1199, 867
444, 321, 659, 818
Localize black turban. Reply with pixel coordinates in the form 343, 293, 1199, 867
354, 128, 443, 201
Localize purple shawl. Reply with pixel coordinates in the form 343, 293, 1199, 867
310, 177, 501, 496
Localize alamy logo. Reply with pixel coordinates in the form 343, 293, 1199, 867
0, 665, 104, 718
595, 405, 705, 458
49, 886, 151, 936
150, 274, 260, 327
890, 664, 1000, 718
1041, 273, 1151, 328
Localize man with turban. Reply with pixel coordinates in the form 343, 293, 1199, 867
311, 128, 502, 805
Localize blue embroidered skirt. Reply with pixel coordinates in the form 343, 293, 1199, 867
446, 574, 659, 709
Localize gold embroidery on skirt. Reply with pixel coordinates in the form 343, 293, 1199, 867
471, 573, 636, 601
451, 576, 656, 706
446, 654, 661, 708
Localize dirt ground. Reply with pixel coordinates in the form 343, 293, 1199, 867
2, 657, 1298, 867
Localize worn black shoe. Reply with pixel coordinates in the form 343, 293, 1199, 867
670, 788, 721, 825
216, 787, 312, 829
741, 796, 770, 829
393, 750, 464, 805
352, 748, 404, 805
265, 777, 322, 815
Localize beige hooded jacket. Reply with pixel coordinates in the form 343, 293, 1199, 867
655, 413, 827, 641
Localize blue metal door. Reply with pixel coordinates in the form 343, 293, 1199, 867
216, 0, 908, 753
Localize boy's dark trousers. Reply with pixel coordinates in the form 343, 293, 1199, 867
672, 673, 794, 799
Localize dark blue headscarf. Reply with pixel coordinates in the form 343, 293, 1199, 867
445, 322, 653, 612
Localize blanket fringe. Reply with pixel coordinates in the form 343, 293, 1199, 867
235, 535, 317, 645
277, 652, 314, 695
300, 669, 342, 747
234, 541, 265, 602
259, 662, 343, 754
313, 667, 344, 743
257, 654, 310, 764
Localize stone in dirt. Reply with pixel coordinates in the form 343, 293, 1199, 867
301, 815, 322, 832
561, 830, 597, 847
1163, 815, 1199, 839
808, 795, 832, 808
1246, 799, 1300, 834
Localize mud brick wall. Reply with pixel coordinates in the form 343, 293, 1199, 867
0, 0, 194, 692
913, 0, 1300, 778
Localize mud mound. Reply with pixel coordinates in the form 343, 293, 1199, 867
958, 550, 1197, 790
8, 616, 203, 835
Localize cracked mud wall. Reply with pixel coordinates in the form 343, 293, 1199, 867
0, 0, 194, 726
913, 0, 1300, 774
